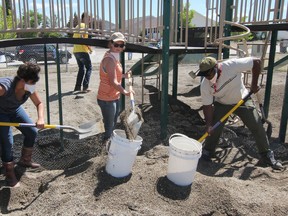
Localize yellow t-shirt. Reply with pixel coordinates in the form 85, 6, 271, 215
73, 23, 90, 53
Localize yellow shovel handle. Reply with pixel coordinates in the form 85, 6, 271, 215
0, 122, 59, 129
198, 91, 253, 143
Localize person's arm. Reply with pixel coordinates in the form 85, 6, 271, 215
203, 104, 214, 135
30, 92, 45, 129
87, 45, 93, 54
103, 58, 130, 96
250, 58, 261, 93
0, 84, 6, 96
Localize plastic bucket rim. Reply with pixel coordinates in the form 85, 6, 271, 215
169, 133, 202, 155
113, 129, 143, 142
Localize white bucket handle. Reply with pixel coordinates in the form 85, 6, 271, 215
169, 133, 202, 152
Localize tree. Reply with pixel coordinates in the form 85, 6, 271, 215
0, 6, 16, 39
181, 3, 195, 28
17, 10, 43, 38
5, 0, 11, 15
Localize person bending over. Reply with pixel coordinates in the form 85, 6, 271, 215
196, 56, 283, 170
0, 63, 45, 187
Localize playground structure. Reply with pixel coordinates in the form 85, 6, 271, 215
0, 0, 287, 141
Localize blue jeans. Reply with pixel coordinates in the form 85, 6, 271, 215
74, 52, 92, 90
97, 99, 120, 140
0, 106, 37, 162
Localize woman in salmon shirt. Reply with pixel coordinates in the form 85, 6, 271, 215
97, 32, 133, 143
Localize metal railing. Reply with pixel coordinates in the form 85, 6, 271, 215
1, 1, 287, 47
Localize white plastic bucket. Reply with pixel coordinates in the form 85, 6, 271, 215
105, 129, 143, 178
167, 133, 202, 186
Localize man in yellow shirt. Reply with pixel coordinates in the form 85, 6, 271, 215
73, 12, 93, 92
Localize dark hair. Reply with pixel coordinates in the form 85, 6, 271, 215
81, 12, 88, 21
17, 63, 40, 83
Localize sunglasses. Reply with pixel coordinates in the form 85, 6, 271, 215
204, 68, 214, 77
113, 43, 125, 48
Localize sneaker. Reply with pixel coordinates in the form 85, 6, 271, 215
260, 150, 283, 170
74, 86, 81, 92
82, 87, 91, 93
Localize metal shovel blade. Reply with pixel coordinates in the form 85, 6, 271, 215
130, 120, 143, 139
127, 111, 139, 126
126, 110, 143, 139
78, 120, 105, 139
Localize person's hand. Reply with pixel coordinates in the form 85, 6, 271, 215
125, 70, 132, 79
36, 119, 45, 129
123, 89, 135, 97
88, 46, 93, 54
206, 125, 213, 136
250, 85, 260, 94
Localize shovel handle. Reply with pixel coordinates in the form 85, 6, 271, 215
0, 122, 69, 129
128, 73, 135, 109
198, 91, 253, 143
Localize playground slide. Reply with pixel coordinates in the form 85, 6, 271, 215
129, 53, 186, 77
264, 55, 288, 71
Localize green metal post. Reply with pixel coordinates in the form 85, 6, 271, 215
172, 0, 181, 98
279, 68, 288, 142
263, 30, 277, 117
160, 0, 171, 139
172, 54, 178, 98
223, 0, 233, 59
119, 0, 125, 111
56, 43, 64, 150
264, 0, 282, 117
43, 44, 50, 124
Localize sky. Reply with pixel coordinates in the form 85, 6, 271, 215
9, 0, 207, 24
5, 0, 287, 26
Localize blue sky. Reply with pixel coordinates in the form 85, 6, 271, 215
10, 0, 286, 25
17, 0, 207, 23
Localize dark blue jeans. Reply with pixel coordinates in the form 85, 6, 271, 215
97, 99, 120, 140
0, 106, 37, 162
74, 52, 92, 90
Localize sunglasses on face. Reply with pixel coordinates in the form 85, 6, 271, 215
204, 68, 214, 77
113, 43, 125, 48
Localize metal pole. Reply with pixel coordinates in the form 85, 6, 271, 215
264, 0, 282, 117
223, 0, 233, 59
56, 43, 64, 150
264, 30, 277, 118
43, 44, 51, 124
119, 0, 125, 111
172, 0, 181, 98
160, 0, 171, 139
279, 66, 288, 142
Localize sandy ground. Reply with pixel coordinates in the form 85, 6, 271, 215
0, 48, 288, 216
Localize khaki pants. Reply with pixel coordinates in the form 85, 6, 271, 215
204, 98, 270, 154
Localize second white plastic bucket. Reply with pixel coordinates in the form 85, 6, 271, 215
167, 133, 202, 186
105, 129, 143, 178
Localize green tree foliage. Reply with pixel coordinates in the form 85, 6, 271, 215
0, 6, 16, 39
17, 10, 43, 38
181, 3, 195, 28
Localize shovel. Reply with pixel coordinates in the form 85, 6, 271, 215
0, 122, 92, 134
255, 92, 272, 139
198, 91, 253, 143
126, 73, 143, 139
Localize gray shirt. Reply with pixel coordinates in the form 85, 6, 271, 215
0, 77, 31, 114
